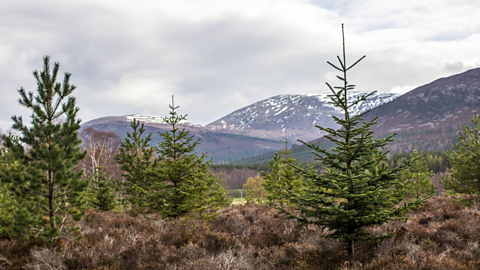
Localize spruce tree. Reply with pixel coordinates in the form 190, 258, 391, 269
263, 137, 303, 206
89, 167, 116, 211
154, 96, 229, 218
441, 112, 480, 193
115, 119, 158, 209
397, 150, 435, 200
280, 25, 421, 255
181, 169, 230, 219
2, 56, 86, 236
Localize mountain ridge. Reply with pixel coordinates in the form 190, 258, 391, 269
206, 91, 398, 142
82, 91, 396, 163
231, 67, 480, 164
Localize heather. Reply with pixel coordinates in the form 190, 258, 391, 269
0, 195, 478, 269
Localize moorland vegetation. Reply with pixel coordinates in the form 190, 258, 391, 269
1, 26, 479, 269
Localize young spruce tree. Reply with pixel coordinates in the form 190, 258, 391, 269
281, 25, 421, 255
154, 96, 229, 219
2, 56, 86, 236
441, 112, 480, 193
263, 136, 303, 206
88, 167, 116, 211
115, 119, 158, 209
397, 150, 435, 200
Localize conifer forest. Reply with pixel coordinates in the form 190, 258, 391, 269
1, 13, 480, 270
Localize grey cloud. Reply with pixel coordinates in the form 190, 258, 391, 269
1, 0, 480, 129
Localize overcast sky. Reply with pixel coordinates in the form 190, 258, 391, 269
1, 0, 479, 130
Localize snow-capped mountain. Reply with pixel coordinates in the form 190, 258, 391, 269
233, 68, 480, 164
207, 91, 398, 142
81, 91, 398, 162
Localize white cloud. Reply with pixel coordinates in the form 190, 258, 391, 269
0, 0, 479, 129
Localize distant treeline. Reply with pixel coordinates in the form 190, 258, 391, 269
211, 161, 323, 189
215, 150, 450, 190
388, 151, 450, 173
212, 161, 323, 172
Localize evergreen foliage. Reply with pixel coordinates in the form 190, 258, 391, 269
278, 25, 422, 255
152, 96, 229, 219
263, 138, 303, 206
388, 151, 450, 173
115, 119, 158, 209
441, 112, 480, 193
243, 176, 267, 204
0, 143, 29, 238
0, 140, 35, 238
0, 182, 16, 238
397, 150, 435, 200
89, 167, 116, 212
1, 56, 86, 237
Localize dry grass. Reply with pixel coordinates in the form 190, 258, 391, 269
1, 196, 480, 269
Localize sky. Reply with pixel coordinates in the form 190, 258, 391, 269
1, 0, 479, 130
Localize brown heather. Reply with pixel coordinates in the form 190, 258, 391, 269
1, 195, 480, 269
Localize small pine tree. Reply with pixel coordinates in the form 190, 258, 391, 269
263, 137, 303, 206
0, 147, 19, 238
115, 119, 158, 209
397, 150, 435, 200
154, 96, 229, 218
280, 25, 422, 255
182, 171, 230, 219
0, 182, 19, 238
89, 167, 116, 212
243, 176, 267, 204
2, 56, 86, 236
0, 140, 35, 238
441, 112, 480, 193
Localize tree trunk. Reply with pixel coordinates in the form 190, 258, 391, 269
347, 239, 354, 256
48, 171, 56, 229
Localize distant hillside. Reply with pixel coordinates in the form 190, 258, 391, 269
81, 91, 396, 163
364, 68, 480, 152
207, 92, 397, 142
81, 115, 284, 163
231, 68, 480, 164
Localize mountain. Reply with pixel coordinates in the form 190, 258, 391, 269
81, 115, 285, 163
365, 68, 480, 152
83, 68, 480, 164
206, 91, 398, 142
82, 92, 397, 163
232, 68, 480, 164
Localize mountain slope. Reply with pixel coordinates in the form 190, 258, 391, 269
207, 91, 398, 142
366, 68, 480, 152
81, 115, 284, 163
231, 68, 480, 164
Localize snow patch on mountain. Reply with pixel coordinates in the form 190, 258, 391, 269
207, 91, 398, 141
125, 115, 204, 127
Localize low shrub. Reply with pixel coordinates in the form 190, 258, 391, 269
0, 195, 479, 269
